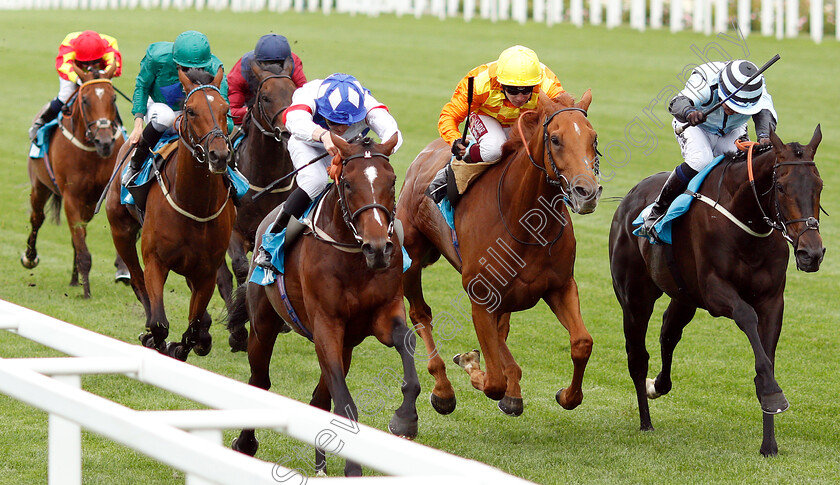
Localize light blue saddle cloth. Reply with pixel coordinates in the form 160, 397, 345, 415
633, 155, 725, 244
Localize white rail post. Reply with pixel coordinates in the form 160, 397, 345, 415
785, 0, 798, 37
774, 0, 783, 39
569, 0, 582, 26
590, 0, 602, 24
669, 0, 683, 32
606, 0, 620, 28
630, 0, 646, 31
650, 0, 663, 29
49, 375, 81, 485
186, 429, 224, 485
533, 0, 545, 22
737, 0, 751, 37
714, 0, 726, 32
809, 0, 822, 42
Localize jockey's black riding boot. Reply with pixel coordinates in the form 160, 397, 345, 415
255, 188, 313, 270
123, 124, 164, 185
643, 163, 696, 233
29, 98, 64, 141
427, 165, 450, 204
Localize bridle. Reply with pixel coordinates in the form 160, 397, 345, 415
249, 73, 293, 143
335, 147, 396, 245
64, 78, 121, 149
178, 84, 232, 165
743, 142, 822, 249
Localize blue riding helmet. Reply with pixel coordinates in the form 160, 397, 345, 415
254, 34, 291, 62
314, 73, 368, 125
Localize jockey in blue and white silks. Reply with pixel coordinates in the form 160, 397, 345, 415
640, 60, 778, 235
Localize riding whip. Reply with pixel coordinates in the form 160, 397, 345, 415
93, 142, 135, 214
455, 76, 474, 160
675, 54, 780, 136
252, 151, 329, 201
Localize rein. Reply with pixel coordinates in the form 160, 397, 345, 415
742, 140, 820, 248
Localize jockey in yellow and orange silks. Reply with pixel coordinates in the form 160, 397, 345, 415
428, 45, 564, 202
29, 30, 122, 140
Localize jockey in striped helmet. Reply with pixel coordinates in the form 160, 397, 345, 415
253, 73, 403, 271
29, 30, 122, 141
641, 59, 778, 235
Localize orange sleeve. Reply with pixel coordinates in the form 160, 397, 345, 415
542, 66, 565, 99
438, 65, 488, 145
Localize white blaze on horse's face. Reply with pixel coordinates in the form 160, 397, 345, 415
207, 95, 215, 103
573, 122, 581, 136
95, 87, 105, 99
364, 165, 385, 226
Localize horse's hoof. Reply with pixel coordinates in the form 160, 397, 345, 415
645, 378, 662, 399
139, 333, 156, 349
20, 253, 39, 269
555, 388, 582, 410
231, 436, 259, 456
165, 342, 190, 362
228, 327, 248, 352
452, 349, 480, 366
388, 413, 418, 439
193, 336, 212, 357
498, 395, 524, 416
760, 391, 789, 415
430, 393, 456, 415
114, 269, 130, 285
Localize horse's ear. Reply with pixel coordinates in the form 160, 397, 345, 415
808, 124, 822, 155
250, 60, 265, 80
282, 56, 294, 74
769, 130, 785, 153
178, 67, 193, 91
332, 132, 352, 157
212, 67, 224, 88
103, 62, 116, 79
575, 89, 592, 112
72, 63, 88, 82
378, 133, 399, 156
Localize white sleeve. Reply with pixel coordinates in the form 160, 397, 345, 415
284, 80, 323, 143
679, 70, 713, 107
363, 92, 403, 153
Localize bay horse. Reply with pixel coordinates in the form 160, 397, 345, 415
395, 91, 602, 416
227, 134, 419, 477
608, 126, 825, 456
105, 67, 235, 361
22, 64, 125, 298
216, 61, 297, 325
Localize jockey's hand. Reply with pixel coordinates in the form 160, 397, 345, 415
320, 131, 340, 157
128, 117, 144, 145
758, 137, 771, 146
686, 110, 706, 126
451, 138, 468, 159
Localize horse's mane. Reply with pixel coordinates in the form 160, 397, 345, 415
183, 68, 214, 86
501, 92, 577, 160
259, 62, 286, 76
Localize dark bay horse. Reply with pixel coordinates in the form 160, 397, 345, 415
609, 126, 825, 456
105, 68, 235, 361
395, 92, 602, 416
22, 64, 125, 298
216, 61, 296, 321
227, 134, 419, 477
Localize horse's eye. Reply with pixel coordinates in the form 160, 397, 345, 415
343, 181, 351, 191
776, 183, 785, 194
261, 95, 270, 103
551, 135, 561, 146
185, 108, 195, 116
112, 95, 117, 103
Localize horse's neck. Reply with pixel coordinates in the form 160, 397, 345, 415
243, 122, 290, 179
167, 145, 227, 212
721, 151, 777, 220
499, 148, 570, 226
316, 187, 357, 244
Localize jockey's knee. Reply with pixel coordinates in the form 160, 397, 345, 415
147, 103, 176, 131
475, 142, 503, 164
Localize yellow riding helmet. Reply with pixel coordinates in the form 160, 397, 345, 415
495, 45, 543, 87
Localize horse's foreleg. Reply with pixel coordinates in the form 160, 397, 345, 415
372, 310, 421, 440
177, 277, 217, 360
310, 375, 332, 475
403, 262, 455, 415
232, 285, 283, 458
142, 258, 170, 353
107, 198, 148, 316
228, 230, 250, 285
63, 198, 92, 298
312, 321, 361, 477
215, 260, 234, 309
22, 181, 52, 269
114, 254, 130, 284
755, 292, 785, 456
544, 278, 593, 410
469, 306, 506, 402
496, 314, 524, 416
654, 301, 697, 398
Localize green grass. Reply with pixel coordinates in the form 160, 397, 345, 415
1, 8, 839, 485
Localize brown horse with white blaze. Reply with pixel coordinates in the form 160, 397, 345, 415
609, 126, 825, 456
396, 91, 602, 416
106, 67, 235, 360
22, 64, 125, 298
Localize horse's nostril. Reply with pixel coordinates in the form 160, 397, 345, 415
384, 241, 394, 257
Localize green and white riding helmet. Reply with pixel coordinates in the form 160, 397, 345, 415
172, 30, 212, 69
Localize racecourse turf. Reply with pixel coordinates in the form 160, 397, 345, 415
0, 8, 838, 484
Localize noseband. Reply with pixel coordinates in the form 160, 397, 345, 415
335, 148, 396, 245
178, 84, 232, 165
250, 74, 293, 143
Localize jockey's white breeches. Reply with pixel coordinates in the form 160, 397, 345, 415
288, 136, 331, 199
673, 118, 748, 172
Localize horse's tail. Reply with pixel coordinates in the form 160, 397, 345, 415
46, 193, 62, 225
225, 283, 250, 345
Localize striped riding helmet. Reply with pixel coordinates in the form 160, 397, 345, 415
718, 60, 766, 115
315, 73, 368, 125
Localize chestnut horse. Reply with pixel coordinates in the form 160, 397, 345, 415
216, 62, 297, 319
227, 134, 419, 477
395, 92, 602, 416
106, 68, 235, 360
609, 126, 825, 456
22, 64, 125, 298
